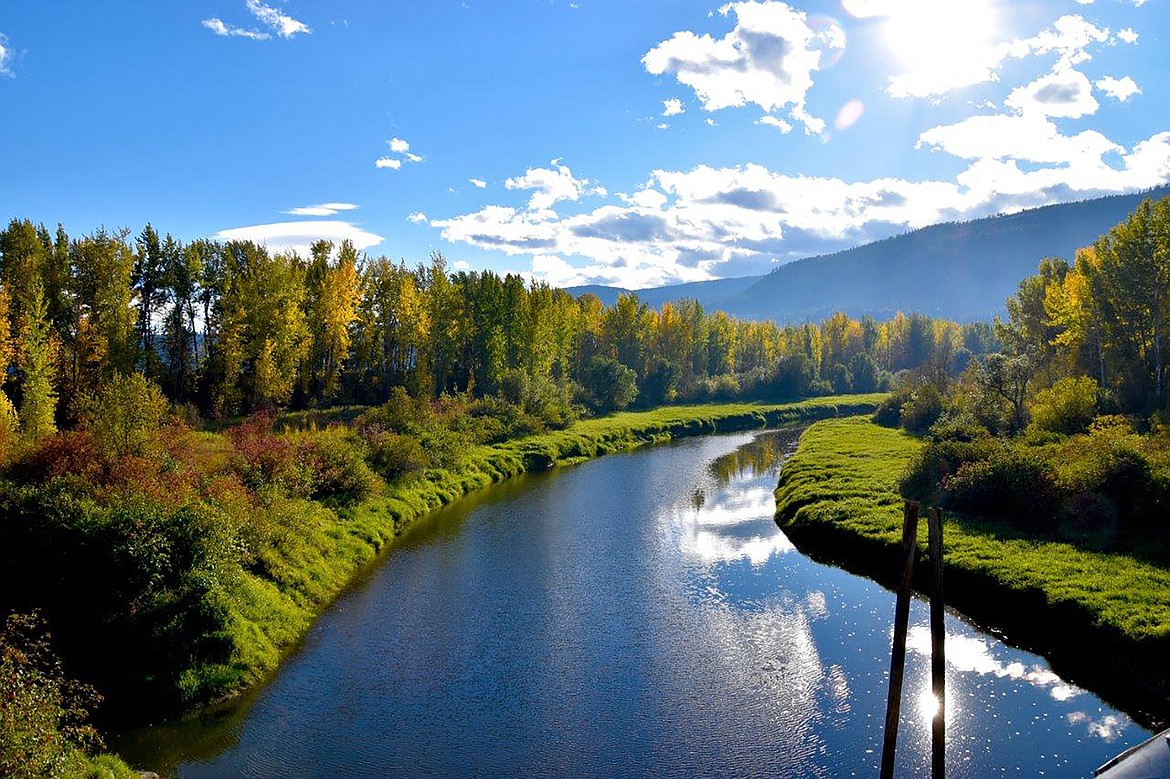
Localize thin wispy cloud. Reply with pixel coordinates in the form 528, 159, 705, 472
215, 220, 382, 257
470, 178, 488, 188
202, 18, 269, 40
284, 202, 359, 217
0, 32, 15, 76
245, 0, 311, 38
203, 1, 310, 41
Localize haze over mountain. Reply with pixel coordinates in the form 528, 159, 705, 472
565, 187, 1170, 323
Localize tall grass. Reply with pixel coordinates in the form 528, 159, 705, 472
774, 416, 1170, 721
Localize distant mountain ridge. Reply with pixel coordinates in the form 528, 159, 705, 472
565, 187, 1170, 323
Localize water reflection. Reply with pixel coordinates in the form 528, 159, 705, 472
669, 430, 801, 567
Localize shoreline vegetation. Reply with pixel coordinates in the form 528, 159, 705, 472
1, 396, 880, 778
774, 416, 1170, 729
177, 394, 884, 713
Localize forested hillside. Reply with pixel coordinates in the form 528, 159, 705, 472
568, 187, 1170, 324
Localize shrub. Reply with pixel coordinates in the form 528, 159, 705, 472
927, 411, 991, 443
943, 447, 1060, 530
79, 372, 170, 463
580, 356, 638, 414
293, 428, 380, 504
1027, 376, 1099, 436
901, 438, 1000, 504
0, 612, 104, 779
366, 431, 429, 481
900, 382, 944, 434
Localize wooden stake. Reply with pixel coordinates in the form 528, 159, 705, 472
880, 501, 920, 779
928, 507, 946, 779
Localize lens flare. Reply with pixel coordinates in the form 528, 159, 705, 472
835, 99, 865, 130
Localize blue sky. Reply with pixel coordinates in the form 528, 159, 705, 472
1, 0, 1166, 288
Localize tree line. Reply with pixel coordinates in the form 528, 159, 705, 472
0, 217, 997, 439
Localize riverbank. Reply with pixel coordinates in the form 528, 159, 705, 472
176, 395, 886, 715
773, 416, 1170, 728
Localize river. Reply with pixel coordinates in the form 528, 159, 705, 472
116, 428, 1151, 777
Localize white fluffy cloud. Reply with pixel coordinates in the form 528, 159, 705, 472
756, 115, 793, 133
642, 1, 843, 134
406, 212, 428, 224
284, 202, 359, 217
1117, 28, 1139, 44
215, 220, 383, 257
469, 178, 487, 188
432, 118, 1170, 289
663, 98, 685, 117
505, 161, 601, 211
1005, 68, 1098, 118
203, 1, 310, 40
1096, 75, 1141, 102
376, 137, 423, 170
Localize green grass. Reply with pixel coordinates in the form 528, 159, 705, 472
774, 416, 1170, 720
189, 394, 886, 704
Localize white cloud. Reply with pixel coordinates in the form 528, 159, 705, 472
216, 220, 383, 257
431, 118, 1170, 289
756, 115, 793, 133
406, 212, 428, 224
1075, 0, 1093, 4
1005, 67, 1098, 118
388, 137, 411, 153
374, 157, 402, 170
642, 1, 843, 134
505, 162, 595, 210
453, 259, 472, 272
657, 122, 670, 130
663, 98, 685, 117
284, 202, 359, 217
470, 178, 487, 188
1117, 28, 1139, 44
244, 0, 311, 39
1096, 75, 1140, 101
202, 18, 269, 40
0, 33, 12, 76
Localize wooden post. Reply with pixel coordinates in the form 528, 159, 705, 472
928, 507, 946, 779
880, 501, 920, 779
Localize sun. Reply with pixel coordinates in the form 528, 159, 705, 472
883, 0, 998, 74
844, 0, 1002, 96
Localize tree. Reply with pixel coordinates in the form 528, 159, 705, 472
80, 372, 169, 461
581, 355, 637, 413
976, 352, 1035, 432
18, 282, 57, 440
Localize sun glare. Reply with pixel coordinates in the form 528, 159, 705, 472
884, 0, 997, 72
846, 0, 1001, 95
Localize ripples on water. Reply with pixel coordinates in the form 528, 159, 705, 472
117, 429, 1150, 778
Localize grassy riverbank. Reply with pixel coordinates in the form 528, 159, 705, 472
176, 395, 886, 709
774, 416, 1170, 725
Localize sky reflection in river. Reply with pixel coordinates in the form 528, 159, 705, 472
119, 429, 1150, 778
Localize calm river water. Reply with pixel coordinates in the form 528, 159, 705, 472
117, 429, 1151, 777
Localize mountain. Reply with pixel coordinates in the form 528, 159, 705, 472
564, 187, 1170, 324
564, 275, 759, 310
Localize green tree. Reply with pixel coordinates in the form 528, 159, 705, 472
17, 282, 57, 440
